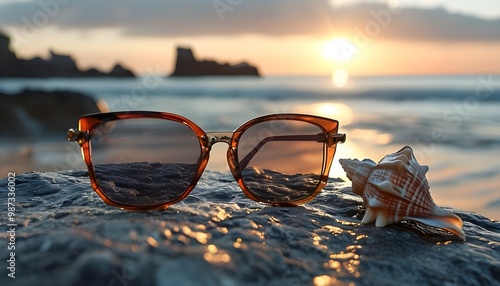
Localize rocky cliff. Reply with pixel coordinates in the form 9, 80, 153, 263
170, 47, 260, 77
0, 31, 134, 78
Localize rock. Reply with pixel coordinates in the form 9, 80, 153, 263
0, 31, 135, 78
108, 63, 135, 77
0, 170, 498, 286
170, 47, 260, 77
0, 32, 16, 63
0, 90, 101, 138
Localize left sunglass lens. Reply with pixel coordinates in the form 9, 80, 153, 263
89, 118, 201, 207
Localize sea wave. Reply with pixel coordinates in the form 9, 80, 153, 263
346, 114, 500, 149
1, 77, 500, 102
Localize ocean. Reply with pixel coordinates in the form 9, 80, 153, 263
1, 75, 499, 220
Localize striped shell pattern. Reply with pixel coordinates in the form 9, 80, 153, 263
340, 145, 465, 240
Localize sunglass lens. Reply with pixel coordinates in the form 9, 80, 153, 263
237, 119, 326, 203
89, 118, 201, 207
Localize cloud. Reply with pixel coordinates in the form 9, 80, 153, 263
0, 0, 498, 41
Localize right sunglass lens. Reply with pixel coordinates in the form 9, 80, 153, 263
89, 118, 201, 207
237, 119, 326, 203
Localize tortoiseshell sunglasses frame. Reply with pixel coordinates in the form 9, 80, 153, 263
68, 111, 346, 210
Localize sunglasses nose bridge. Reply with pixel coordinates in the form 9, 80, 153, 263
205, 132, 234, 147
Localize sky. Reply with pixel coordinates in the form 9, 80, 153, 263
0, 0, 499, 76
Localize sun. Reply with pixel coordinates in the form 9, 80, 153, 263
323, 38, 358, 62
332, 68, 349, 88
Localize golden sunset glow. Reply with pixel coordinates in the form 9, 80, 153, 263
5, 28, 499, 76
1, 2, 499, 76
322, 38, 354, 87
323, 38, 357, 62
332, 68, 349, 88
293, 102, 353, 125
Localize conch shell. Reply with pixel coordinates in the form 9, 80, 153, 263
340, 146, 465, 240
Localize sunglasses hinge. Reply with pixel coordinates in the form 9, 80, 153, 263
327, 133, 346, 146
67, 128, 90, 144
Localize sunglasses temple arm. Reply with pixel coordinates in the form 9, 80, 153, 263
238, 134, 326, 171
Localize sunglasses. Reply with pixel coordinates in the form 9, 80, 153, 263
68, 111, 346, 210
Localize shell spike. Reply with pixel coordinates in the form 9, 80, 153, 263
406, 207, 465, 240
339, 158, 376, 196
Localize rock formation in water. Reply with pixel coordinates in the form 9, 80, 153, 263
0, 31, 134, 78
170, 47, 260, 77
0, 90, 101, 138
